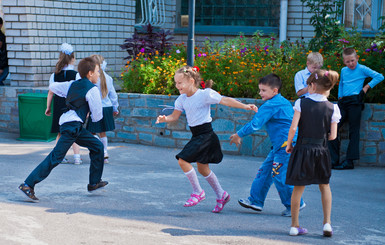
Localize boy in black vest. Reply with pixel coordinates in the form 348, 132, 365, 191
19, 57, 107, 202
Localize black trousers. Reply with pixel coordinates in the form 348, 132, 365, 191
25, 121, 104, 188
328, 94, 363, 163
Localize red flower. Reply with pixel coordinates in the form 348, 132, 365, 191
200, 80, 205, 88
193, 66, 200, 72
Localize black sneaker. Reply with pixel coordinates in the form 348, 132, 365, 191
87, 180, 108, 192
18, 183, 39, 202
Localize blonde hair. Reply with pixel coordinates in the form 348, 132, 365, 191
307, 69, 339, 95
55, 52, 75, 74
175, 66, 213, 88
90, 54, 107, 98
307, 52, 323, 67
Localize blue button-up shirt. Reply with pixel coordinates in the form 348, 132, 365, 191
237, 94, 295, 153
339, 63, 384, 98
294, 67, 311, 97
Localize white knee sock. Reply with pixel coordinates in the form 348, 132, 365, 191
100, 136, 108, 153
184, 168, 203, 194
205, 171, 225, 199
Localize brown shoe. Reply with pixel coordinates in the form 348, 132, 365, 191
87, 180, 108, 192
18, 183, 39, 202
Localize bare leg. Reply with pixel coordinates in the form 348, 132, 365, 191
319, 184, 332, 225
196, 162, 211, 177
72, 143, 80, 154
178, 158, 193, 172
291, 186, 305, 227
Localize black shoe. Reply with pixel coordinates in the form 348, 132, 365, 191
18, 183, 39, 202
87, 180, 108, 192
333, 160, 354, 170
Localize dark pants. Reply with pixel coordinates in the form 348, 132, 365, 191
25, 121, 104, 188
328, 95, 363, 164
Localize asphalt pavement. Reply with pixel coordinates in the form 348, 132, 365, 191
0, 131, 384, 245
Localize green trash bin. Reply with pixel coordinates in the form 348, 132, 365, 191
18, 93, 56, 141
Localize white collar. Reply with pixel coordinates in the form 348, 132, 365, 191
308, 93, 327, 101
63, 64, 75, 71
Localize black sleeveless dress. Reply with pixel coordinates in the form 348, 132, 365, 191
50, 70, 78, 133
286, 98, 334, 185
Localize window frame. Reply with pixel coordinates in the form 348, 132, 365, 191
174, 0, 279, 36
343, 0, 384, 37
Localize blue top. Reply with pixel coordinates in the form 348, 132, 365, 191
339, 63, 384, 98
237, 93, 295, 153
294, 67, 311, 97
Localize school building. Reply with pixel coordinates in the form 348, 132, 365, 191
0, 0, 384, 165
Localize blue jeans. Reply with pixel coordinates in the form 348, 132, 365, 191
248, 148, 304, 208
25, 121, 104, 188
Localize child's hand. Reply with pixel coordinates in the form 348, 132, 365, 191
156, 115, 167, 124
363, 84, 370, 93
113, 111, 119, 116
230, 133, 241, 147
249, 104, 258, 112
286, 144, 293, 153
45, 107, 51, 116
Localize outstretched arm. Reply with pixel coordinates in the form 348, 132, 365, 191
156, 110, 182, 124
220, 97, 258, 112
286, 110, 300, 153
45, 90, 54, 116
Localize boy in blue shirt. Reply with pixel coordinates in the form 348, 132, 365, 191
230, 74, 305, 216
329, 48, 384, 170
294, 52, 323, 98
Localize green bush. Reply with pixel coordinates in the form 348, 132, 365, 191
120, 32, 385, 103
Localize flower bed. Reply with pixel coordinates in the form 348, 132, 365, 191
121, 31, 385, 103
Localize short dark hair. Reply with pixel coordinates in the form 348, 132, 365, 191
259, 73, 282, 92
0, 18, 3, 25
343, 47, 356, 57
78, 57, 97, 79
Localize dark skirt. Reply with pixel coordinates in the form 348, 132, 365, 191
86, 106, 115, 133
176, 122, 223, 164
51, 95, 66, 133
286, 139, 331, 186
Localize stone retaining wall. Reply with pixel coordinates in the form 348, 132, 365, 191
1, 87, 384, 166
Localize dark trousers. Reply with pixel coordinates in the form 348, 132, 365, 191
25, 121, 104, 188
328, 95, 363, 164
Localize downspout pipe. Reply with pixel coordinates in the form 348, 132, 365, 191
279, 0, 288, 42
187, 0, 195, 66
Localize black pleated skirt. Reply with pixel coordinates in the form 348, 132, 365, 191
176, 122, 223, 164
286, 139, 332, 186
86, 106, 115, 133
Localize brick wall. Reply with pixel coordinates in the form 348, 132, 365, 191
2, 0, 135, 86
1, 87, 384, 166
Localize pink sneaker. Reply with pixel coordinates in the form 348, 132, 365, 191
184, 190, 205, 207
212, 191, 230, 213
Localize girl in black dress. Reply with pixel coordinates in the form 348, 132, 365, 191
45, 43, 81, 164
286, 70, 341, 237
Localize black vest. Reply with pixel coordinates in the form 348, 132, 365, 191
65, 78, 95, 123
54, 70, 78, 112
298, 98, 334, 145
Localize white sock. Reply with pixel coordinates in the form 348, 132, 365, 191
100, 136, 108, 153
184, 168, 203, 194
73, 154, 80, 160
205, 171, 225, 199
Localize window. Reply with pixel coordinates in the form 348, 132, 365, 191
343, 0, 384, 33
178, 0, 280, 35
135, 0, 166, 27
